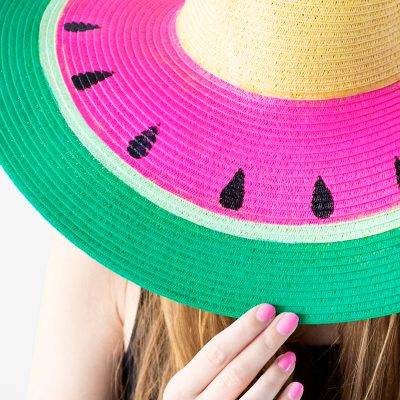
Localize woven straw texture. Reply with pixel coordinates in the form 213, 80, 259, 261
177, 0, 400, 99
1, 0, 400, 324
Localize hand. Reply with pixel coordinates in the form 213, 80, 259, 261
163, 303, 303, 400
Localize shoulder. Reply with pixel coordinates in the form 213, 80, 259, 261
49, 230, 140, 333
50, 230, 141, 350
27, 230, 140, 399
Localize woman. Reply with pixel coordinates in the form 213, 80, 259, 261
27, 231, 398, 400
3, 0, 400, 399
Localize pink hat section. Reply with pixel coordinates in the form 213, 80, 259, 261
57, 0, 400, 225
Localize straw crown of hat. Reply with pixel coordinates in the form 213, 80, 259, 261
177, 0, 400, 99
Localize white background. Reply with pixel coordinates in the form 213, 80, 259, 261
0, 166, 54, 399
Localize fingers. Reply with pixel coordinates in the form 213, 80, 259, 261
197, 312, 299, 400
239, 352, 297, 400
166, 303, 276, 397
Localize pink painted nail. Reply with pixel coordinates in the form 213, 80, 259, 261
276, 312, 299, 335
277, 351, 296, 372
288, 382, 304, 400
255, 303, 276, 322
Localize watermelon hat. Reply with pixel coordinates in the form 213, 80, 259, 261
1, 0, 400, 324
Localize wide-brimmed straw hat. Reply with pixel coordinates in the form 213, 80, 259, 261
1, 0, 400, 324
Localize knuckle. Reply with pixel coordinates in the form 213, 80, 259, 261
242, 324, 263, 341
204, 341, 228, 368
236, 317, 259, 338
221, 363, 248, 388
261, 330, 278, 352
260, 367, 286, 393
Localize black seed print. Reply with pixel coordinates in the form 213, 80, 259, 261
395, 156, 400, 188
64, 22, 100, 32
219, 168, 245, 210
71, 70, 114, 90
127, 125, 160, 159
311, 176, 334, 219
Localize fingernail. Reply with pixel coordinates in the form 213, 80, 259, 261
276, 312, 299, 335
288, 382, 304, 400
256, 304, 276, 322
277, 351, 296, 372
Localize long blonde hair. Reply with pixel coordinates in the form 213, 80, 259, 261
114, 288, 400, 400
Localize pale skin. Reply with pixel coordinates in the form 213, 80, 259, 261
27, 230, 340, 400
